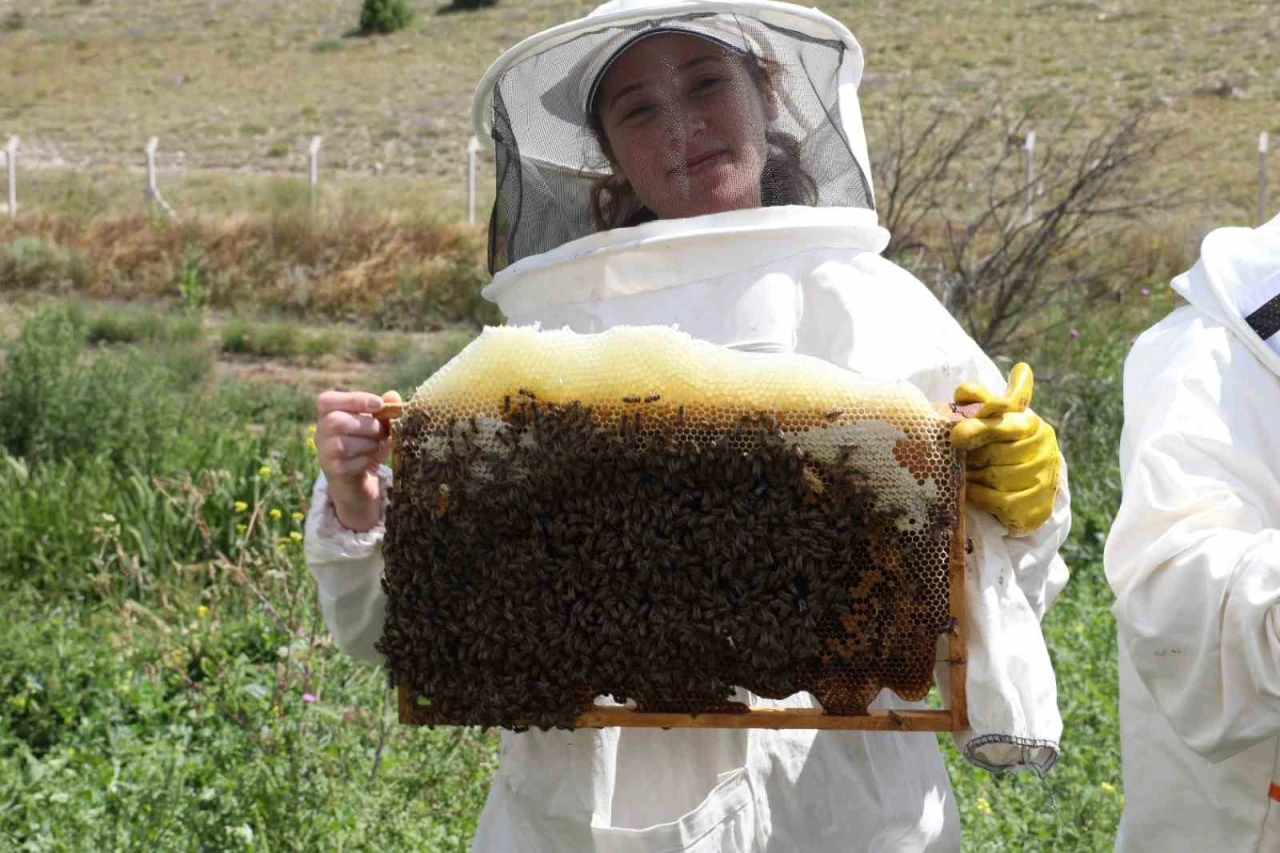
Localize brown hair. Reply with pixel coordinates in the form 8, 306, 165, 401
587, 51, 818, 231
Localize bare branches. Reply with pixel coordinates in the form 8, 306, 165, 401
871, 99, 1178, 355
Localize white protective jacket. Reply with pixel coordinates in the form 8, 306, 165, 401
1106, 213, 1280, 853
306, 205, 1072, 853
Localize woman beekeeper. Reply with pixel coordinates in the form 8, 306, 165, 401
307, 1, 1072, 849
1105, 214, 1280, 853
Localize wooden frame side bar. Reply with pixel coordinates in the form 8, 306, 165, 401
949, 482, 969, 731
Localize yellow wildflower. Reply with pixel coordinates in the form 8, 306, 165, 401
307, 424, 317, 436
306, 437, 317, 452
975, 797, 992, 815
1101, 782, 1118, 795
290, 531, 304, 542
234, 501, 248, 512
235, 523, 247, 535
259, 465, 273, 478
269, 508, 282, 520
196, 605, 209, 619
291, 511, 305, 523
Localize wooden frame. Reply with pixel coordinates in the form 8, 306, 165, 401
397, 485, 968, 732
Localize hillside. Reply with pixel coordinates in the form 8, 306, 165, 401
2, 0, 1275, 223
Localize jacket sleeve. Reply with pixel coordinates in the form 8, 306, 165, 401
921, 351, 1070, 777
799, 255, 1069, 775
1106, 312, 1280, 763
303, 468, 392, 666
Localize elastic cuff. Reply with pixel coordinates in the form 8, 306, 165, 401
963, 734, 1060, 778
304, 467, 392, 563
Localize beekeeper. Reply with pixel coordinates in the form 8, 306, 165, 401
307, 1, 1072, 849
1105, 214, 1280, 852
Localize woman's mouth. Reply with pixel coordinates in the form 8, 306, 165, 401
683, 150, 729, 176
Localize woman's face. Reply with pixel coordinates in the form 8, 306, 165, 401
595, 33, 774, 220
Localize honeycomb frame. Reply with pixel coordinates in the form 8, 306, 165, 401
382, 327, 969, 732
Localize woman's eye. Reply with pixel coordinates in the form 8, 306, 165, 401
622, 104, 653, 122
691, 75, 726, 94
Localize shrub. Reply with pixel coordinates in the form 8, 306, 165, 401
358, 0, 414, 34
311, 37, 344, 53
0, 236, 90, 293
350, 331, 381, 362
0, 307, 212, 472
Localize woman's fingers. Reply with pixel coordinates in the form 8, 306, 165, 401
955, 363, 1036, 418
313, 389, 398, 481
329, 453, 387, 477
966, 456, 1048, 493
952, 381, 993, 407
319, 410, 387, 441
324, 434, 383, 460
317, 390, 386, 417
951, 411, 1041, 450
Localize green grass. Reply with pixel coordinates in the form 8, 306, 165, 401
0, 306, 497, 850
0, 291, 1175, 850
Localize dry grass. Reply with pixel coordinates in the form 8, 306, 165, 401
0, 0, 1274, 226
0, 210, 498, 330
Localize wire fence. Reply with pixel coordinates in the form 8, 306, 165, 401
1, 130, 1274, 227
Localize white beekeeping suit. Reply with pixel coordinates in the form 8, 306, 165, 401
1106, 214, 1280, 853
307, 1, 1071, 850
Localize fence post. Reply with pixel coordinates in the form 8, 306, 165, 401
4, 136, 16, 218
144, 137, 179, 221
1023, 130, 1036, 224
467, 136, 481, 225
309, 136, 323, 212
1260, 131, 1269, 227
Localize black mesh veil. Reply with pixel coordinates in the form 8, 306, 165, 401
482, 7, 875, 273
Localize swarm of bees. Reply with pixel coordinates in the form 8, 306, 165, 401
379, 385, 962, 731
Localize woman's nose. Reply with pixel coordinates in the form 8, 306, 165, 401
661, 106, 707, 147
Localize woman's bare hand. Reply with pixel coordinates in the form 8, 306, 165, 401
314, 389, 402, 532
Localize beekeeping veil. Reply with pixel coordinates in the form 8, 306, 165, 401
472, 0, 877, 273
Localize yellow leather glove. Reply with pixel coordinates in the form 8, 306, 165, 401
950, 363, 1062, 535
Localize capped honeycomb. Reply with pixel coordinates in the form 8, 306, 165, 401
379, 326, 965, 730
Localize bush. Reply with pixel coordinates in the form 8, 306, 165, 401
0, 236, 90, 293
0, 307, 212, 472
358, 0, 414, 34
311, 37, 344, 53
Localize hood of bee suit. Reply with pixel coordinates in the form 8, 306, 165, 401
1169, 212, 1280, 372
472, 0, 881, 278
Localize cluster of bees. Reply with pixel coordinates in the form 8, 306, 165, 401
380, 392, 958, 730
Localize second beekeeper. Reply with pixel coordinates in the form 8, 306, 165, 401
306, 1, 1073, 849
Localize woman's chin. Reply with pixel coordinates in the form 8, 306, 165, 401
664, 184, 762, 219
